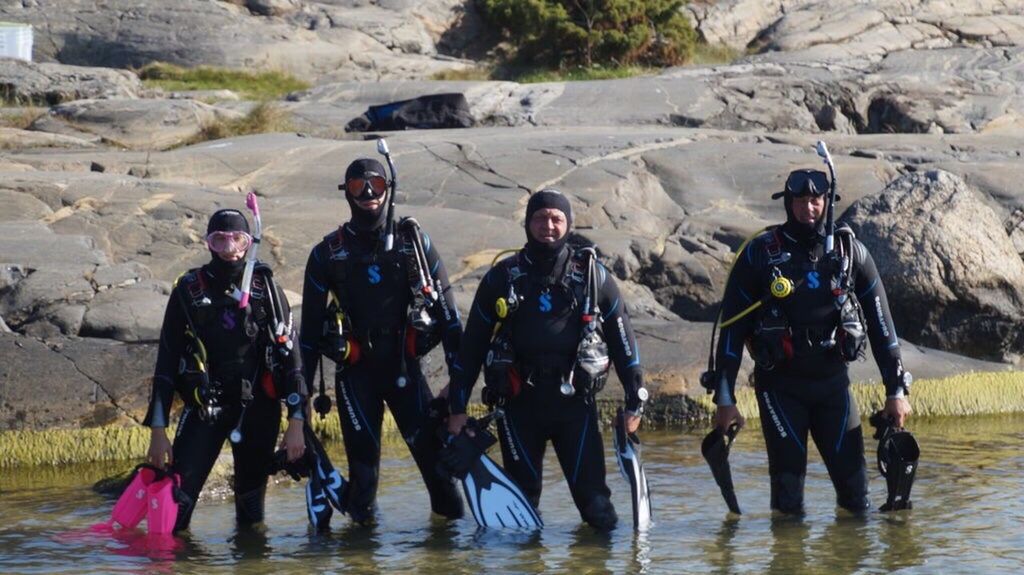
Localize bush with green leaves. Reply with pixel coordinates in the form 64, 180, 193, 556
480, 0, 697, 68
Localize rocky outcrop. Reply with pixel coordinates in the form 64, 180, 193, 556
0, 58, 142, 105
0, 332, 155, 431
31, 99, 244, 150
3, 2, 1024, 434
0, 1, 473, 82
844, 170, 1024, 362
685, 0, 1024, 56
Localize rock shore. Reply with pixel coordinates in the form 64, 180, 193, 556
2, 1, 1023, 432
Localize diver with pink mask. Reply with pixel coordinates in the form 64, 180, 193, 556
142, 208, 307, 532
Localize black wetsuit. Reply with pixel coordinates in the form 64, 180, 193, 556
299, 222, 463, 522
713, 223, 903, 513
448, 245, 645, 528
143, 262, 305, 531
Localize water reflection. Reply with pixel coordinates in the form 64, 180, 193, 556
1, 415, 1022, 574
767, 516, 811, 574
566, 525, 614, 573
704, 519, 741, 575
228, 524, 273, 561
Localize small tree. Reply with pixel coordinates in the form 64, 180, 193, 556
480, 0, 696, 69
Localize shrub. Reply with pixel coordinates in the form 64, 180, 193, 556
480, 0, 697, 69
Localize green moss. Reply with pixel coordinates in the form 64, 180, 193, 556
1, 425, 151, 468
5, 372, 1022, 468
695, 371, 1024, 421
138, 62, 309, 101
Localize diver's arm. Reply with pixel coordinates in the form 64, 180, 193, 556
299, 244, 330, 389
266, 273, 307, 421
422, 230, 463, 376
712, 242, 763, 407
143, 286, 188, 428
447, 267, 502, 415
595, 263, 645, 414
853, 241, 906, 396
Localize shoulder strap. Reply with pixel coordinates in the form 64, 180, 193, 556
763, 226, 784, 261
325, 228, 349, 261
178, 267, 209, 307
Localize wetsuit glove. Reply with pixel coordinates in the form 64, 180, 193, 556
438, 419, 497, 480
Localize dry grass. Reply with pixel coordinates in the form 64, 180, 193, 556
430, 67, 494, 81
688, 42, 744, 66
0, 106, 45, 130
184, 101, 294, 146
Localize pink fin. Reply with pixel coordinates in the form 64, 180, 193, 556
106, 466, 157, 531
146, 474, 181, 535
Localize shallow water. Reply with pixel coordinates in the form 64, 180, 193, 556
1, 415, 1022, 574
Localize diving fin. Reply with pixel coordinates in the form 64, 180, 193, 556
91, 464, 159, 533
613, 407, 653, 529
305, 464, 334, 530
440, 411, 543, 529
268, 446, 311, 481
146, 472, 186, 535
870, 411, 919, 512
303, 423, 349, 514
701, 422, 742, 515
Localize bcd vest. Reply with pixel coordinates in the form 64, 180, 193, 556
174, 265, 277, 400
749, 226, 866, 370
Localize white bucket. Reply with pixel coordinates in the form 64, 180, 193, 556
0, 23, 33, 61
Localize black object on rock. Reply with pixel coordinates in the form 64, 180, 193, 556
346, 93, 475, 132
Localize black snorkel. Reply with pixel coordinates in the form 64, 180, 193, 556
376, 138, 399, 252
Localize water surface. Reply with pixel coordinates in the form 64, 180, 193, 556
1, 415, 1021, 574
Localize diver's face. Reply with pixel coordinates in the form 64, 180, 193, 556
529, 208, 568, 243
791, 194, 826, 226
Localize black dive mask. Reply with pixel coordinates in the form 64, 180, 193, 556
343, 159, 390, 232
774, 169, 835, 242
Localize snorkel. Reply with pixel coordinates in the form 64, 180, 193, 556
376, 138, 399, 251
815, 140, 838, 255
236, 191, 262, 308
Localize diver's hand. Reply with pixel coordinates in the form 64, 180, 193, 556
281, 418, 306, 462
883, 397, 911, 428
147, 427, 173, 469
715, 405, 745, 433
625, 413, 641, 434
447, 412, 469, 437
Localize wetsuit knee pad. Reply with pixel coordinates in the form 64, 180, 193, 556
173, 495, 197, 532
581, 495, 618, 531
428, 479, 465, 520
235, 486, 266, 525
771, 472, 806, 515
836, 467, 870, 513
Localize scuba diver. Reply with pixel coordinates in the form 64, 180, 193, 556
144, 206, 307, 531
706, 162, 913, 516
447, 189, 649, 531
299, 156, 464, 525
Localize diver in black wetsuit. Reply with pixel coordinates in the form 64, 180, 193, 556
446, 189, 649, 531
710, 169, 912, 515
144, 208, 307, 531
299, 158, 464, 524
